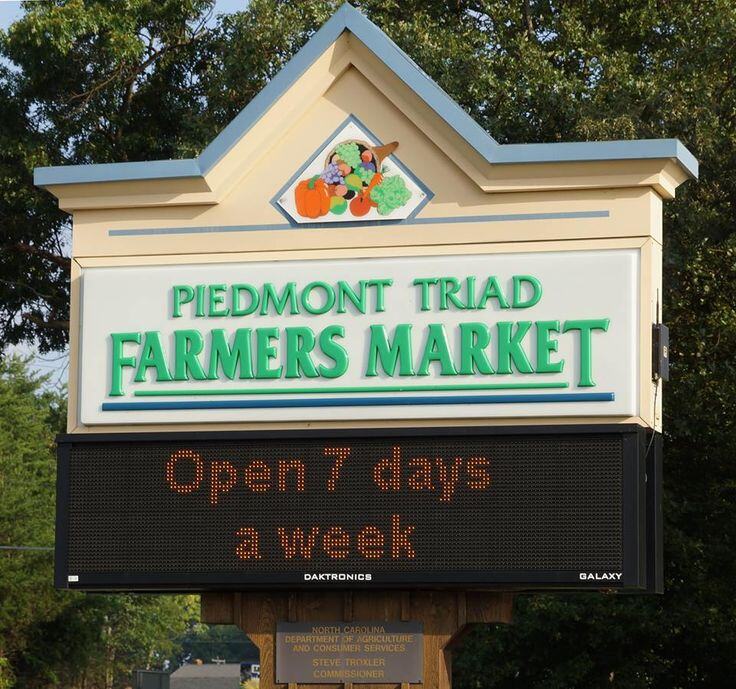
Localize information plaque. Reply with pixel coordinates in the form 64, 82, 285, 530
276, 621, 423, 684
55, 425, 658, 591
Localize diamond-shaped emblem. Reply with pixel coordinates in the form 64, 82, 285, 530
273, 116, 431, 224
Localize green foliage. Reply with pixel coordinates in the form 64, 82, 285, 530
0, 357, 62, 662
0, 358, 197, 688
177, 624, 259, 665
0, 655, 13, 689
0, 1, 735, 686
0, 0, 217, 352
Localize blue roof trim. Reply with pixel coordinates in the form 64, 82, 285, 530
496, 138, 699, 178
198, 4, 356, 172
33, 158, 201, 187
197, 2, 500, 173
33, 2, 698, 188
338, 4, 500, 157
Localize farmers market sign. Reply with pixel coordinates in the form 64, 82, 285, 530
78, 248, 639, 425
274, 118, 431, 224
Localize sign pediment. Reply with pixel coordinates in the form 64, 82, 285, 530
35, 3, 696, 210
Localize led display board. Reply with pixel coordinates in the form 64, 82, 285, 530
55, 425, 660, 592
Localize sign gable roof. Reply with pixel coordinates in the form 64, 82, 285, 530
34, 2, 698, 191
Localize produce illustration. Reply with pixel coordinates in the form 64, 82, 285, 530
293, 139, 412, 219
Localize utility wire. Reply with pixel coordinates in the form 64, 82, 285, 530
0, 545, 54, 552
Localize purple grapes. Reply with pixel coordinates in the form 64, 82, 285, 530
321, 162, 343, 184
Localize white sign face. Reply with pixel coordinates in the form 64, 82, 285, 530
78, 249, 639, 425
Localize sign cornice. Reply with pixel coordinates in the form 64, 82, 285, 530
34, 2, 697, 206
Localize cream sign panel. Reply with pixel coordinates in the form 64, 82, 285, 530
78, 249, 639, 425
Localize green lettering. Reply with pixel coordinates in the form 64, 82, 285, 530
413, 278, 437, 311
513, 275, 542, 308
301, 281, 335, 315
336, 281, 367, 314
418, 324, 458, 376
195, 285, 205, 317
134, 331, 173, 383
478, 277, 510, 309
208, 284, 229, 317
174, 330, 206, 380
261, 282, 299, 315
110, 332, 141, 396
439, 277, 466, 310
465, 276, 477, 309
207, 329, 253, 380
365, 324, 414, 376
285, 327, 318, 378
459, 322, 494, 374
367, 279, 392, 313
563, 318, 610, 386
172, 285, 194, 318
231, 284, 259, 316
256, 327, 282, 378
536, 320, 564, 373
318, 325, 349, 379
496, 321, 533, 374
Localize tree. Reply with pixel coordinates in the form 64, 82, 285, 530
0, 656, 12, 689
0, 358, 197, 688
0, 0, 216, 352
17, 594, 199, 689
176, 623, 259, 665
0, 357, 63, 668
1, 1, 735, 686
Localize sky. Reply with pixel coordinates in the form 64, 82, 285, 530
1, 0, 250, 385
0, 0, 249, 31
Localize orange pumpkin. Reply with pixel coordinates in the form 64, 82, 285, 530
295, 175, 330, 218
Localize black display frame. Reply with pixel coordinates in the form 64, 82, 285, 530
54, 424, 659, 593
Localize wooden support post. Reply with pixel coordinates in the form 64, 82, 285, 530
202, 591, 513, 689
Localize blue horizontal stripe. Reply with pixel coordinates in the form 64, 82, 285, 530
107, 210, 609, 237
102, 392, 615, 411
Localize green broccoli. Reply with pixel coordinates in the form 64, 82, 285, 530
334, 141, 362, 169
370, 175, 412, 215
